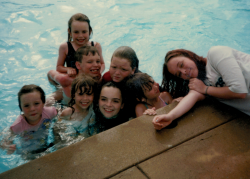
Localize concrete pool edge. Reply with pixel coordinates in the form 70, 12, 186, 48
0, 99, 249, 178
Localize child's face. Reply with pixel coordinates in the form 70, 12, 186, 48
167, 56, 198, 80
76, 53, 101, 79
110, 56, 135, 83
99, 86, 123, 119
74, 87, 94, 110
69, 20, 90, 46
20, 91, 44, 125
143, 79, 160, 100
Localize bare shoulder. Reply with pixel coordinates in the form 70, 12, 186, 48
135, 103, 147, 117
59, 42, 68, 50
59, 107, 73, 121
94, 42, 102, 50
160, 91, 173, 103
58, 42, 68, 54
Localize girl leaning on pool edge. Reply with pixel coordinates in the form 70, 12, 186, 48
153, 46, 250, 130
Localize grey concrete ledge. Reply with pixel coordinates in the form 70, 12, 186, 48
0, 99, 248, 179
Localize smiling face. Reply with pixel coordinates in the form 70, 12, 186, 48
99, 86, 124, 119
74, 87, 94, 111
20, 91, 44, 125
109, 56, 135, 83
76, 53, 101, 78
143, 79, 160, 100
167, 56, 198, 80
69, 20, 90, 47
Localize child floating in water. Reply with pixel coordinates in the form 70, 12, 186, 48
58, 74, 98, 139
0, 85, 57, 156
126, 73, 173, 117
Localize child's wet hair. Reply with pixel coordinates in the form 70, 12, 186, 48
18, 84, 45, 111
101, 82, 124, 102
68, 74, 97, 113
112, 46, 139, 73
126, 73, 154, 102
162, 49, 206, 98
68, 13, 93, 42
75, 46, 99, 63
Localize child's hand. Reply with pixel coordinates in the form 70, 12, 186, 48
67, 68, 77, 77
7, 144, 16, 154
143, 107, 157, 116
2, 141, 16, 154
172, 97, 184, 103
152, 114, 173, 130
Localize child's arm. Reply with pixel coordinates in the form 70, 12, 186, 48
152, 90, 205, 130
56, 43, 77, 77
135, 103, 148, 117
189, 78, 247, 99
0, 129, 16, 154
172, 97, 184, 103
95, 42, 105, 73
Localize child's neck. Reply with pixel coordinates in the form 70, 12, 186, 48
24, 115, 42, 126
71, 40, 90, 49
72, 104, 90, 121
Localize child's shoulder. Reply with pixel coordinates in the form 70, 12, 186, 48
11, 115, 24, 127
59, 42, 69, 51
59, 107, 73, 121
10, 115, 28, 134
160, 91, 173, 104
135, 102, 147, 110
43, 106, 57, 118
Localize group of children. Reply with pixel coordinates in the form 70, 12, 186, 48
1, 13, 173, 157
4, 12, 248, 157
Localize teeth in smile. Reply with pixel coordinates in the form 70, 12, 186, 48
105, 109, 113, 112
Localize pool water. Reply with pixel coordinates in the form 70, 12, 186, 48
0, 0, 249, 174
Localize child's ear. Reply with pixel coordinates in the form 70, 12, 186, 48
75, 61, 81, 70
131, 67, 136, 75
120, 103, 124, 109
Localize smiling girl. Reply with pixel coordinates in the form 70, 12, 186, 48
94, 82, 128, 132
56, 13, 104, 76
153, 46, 250, 130
58, 74, 98, 138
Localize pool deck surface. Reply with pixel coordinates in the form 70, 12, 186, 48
1, 99, 250, 178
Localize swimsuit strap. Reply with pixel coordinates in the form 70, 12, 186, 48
144, 103, 149, 109
91, 41, 94, 46
67, 42, 75, 53
159, 96, 167, 106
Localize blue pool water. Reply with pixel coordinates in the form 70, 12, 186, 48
0, 0, 250, 174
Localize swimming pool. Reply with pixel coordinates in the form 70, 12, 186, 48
0, 0, 249, 174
